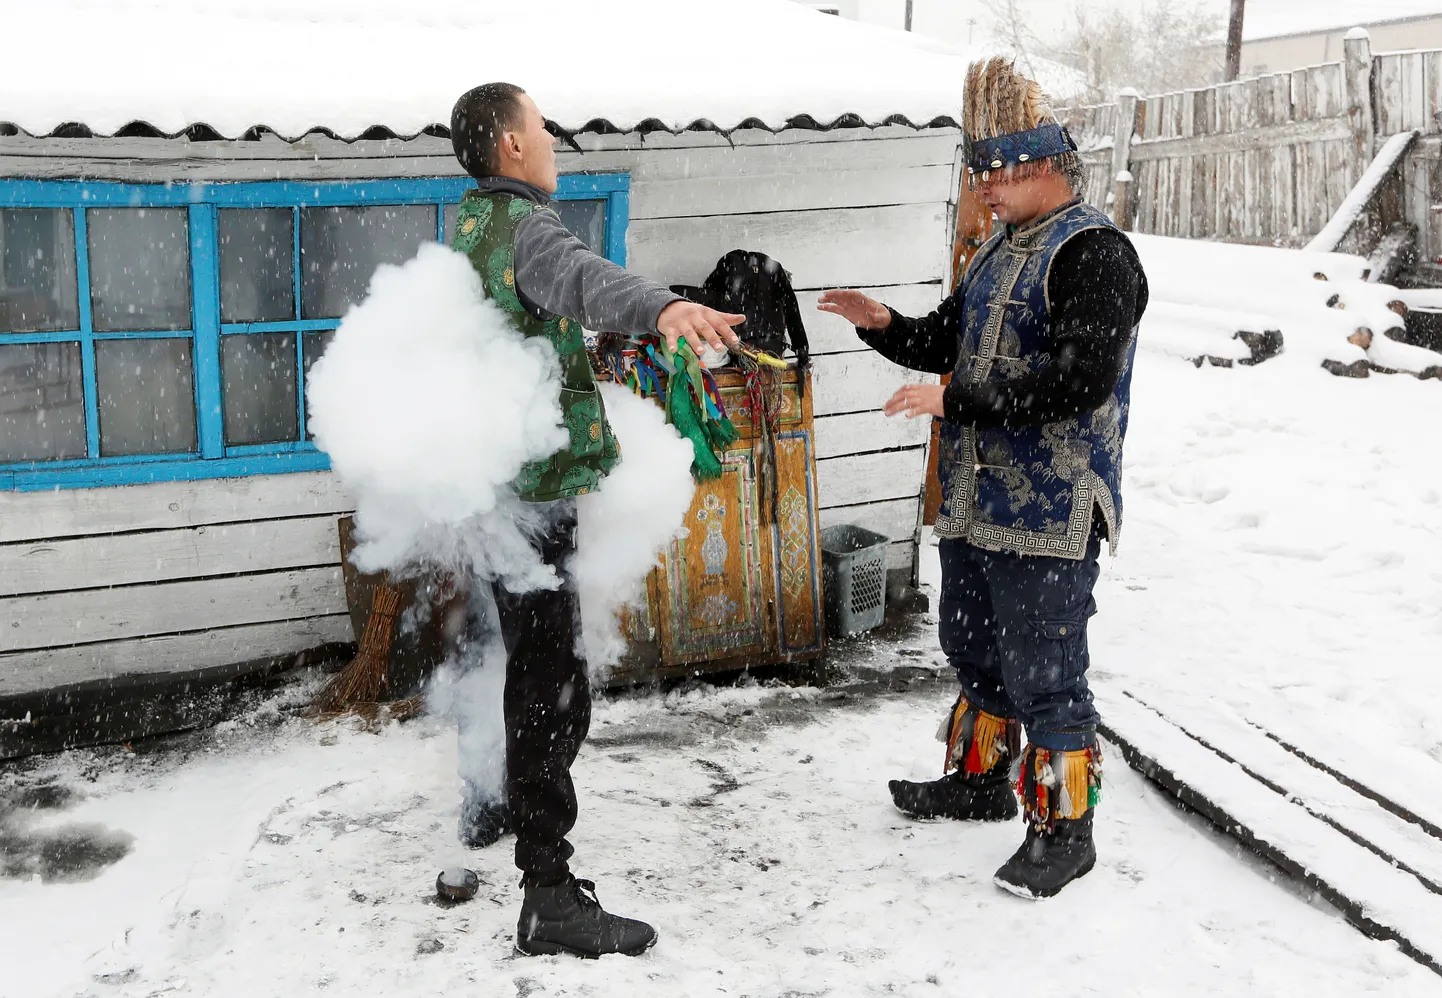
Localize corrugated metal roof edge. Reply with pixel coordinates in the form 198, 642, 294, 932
0, 113, 961, 144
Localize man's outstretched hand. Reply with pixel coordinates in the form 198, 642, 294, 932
817, 289, 891, 330
883, 383, 946, 420
657, 300, 745, 359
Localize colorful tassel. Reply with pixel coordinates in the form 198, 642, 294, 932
1017, 744, 1102, 830
941, 697, 1019, 777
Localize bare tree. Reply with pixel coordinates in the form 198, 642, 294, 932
988, 0, 1045, 84
1045, 0, 1225, 104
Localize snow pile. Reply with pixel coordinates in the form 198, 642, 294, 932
1129, 232, 1442, 373
573, 384, 696, 673
0, 0, 967, 139
307, 242, 568, 594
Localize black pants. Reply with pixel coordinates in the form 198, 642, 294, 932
492, 500, 590, 877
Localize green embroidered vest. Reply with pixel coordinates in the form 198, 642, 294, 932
451, 190, 620, 502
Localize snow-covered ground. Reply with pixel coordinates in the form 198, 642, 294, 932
3, 293, 1440, 997
2, 665, 1436, 998
1093, 349, 1442, 833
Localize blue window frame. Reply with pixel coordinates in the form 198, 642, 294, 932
0, 174, 630, 491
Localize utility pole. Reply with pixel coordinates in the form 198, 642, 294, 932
1225, 0, 1246, 81
904, 0, 913, 32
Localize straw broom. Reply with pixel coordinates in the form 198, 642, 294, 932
312, 581, 424, 720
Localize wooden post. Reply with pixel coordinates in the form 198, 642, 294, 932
1224, 0, 1246, 82
1111, 89, 1142, 229
1114, 171, 1136, 231
1343, 29, 1376, 175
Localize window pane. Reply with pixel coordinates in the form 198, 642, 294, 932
222, 333, 298, 446
0, 342, 86, 462
300, 205, 437, 319
88, 208, 192, 332
302, 329, 335, 441
443, 203, 461, 246
0, 209, 78, 333
554, 199, 607, 255
219, 208, 294, 323
96, 338, 196, 456
443, 199, 608, 255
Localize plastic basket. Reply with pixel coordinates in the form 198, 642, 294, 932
820, 524, 889, 638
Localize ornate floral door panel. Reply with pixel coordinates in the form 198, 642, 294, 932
770, 429, 824, 655
656, 449, 770, 665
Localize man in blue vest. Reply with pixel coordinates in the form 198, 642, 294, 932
820, 57, 1149, 898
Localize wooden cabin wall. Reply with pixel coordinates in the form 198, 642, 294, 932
0, 472, 353, 697
0, 125, 960, 696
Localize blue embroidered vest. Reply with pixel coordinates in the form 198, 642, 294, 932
934, 201, 1137, 559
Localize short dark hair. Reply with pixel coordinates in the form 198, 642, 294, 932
451, 83, 527, 179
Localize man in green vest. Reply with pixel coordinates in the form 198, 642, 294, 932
448, 82, 743, 959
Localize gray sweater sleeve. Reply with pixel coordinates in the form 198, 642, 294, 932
513, 208, 680, 336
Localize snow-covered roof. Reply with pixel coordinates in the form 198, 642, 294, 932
1242, 0, 1442, 41
0, 0, 967, 141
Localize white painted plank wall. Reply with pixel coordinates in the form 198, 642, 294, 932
0, 516, 341, 597
0, 567, 346, 653
0, 616, 355, 697
0, 471, 351, 543
628, 202, 949, 289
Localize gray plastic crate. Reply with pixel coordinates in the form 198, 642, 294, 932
820, 524, 889, 638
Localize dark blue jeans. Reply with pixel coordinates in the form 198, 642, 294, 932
938, 530, 1102, 751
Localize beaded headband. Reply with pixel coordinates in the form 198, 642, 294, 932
964, 122, 1077, 177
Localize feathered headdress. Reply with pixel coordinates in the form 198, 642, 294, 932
962, 57, 1078, 185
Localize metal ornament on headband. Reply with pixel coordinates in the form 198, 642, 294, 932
964, 122, 1078, 179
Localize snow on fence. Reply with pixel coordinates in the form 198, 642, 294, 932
1065, 31, 1442, 260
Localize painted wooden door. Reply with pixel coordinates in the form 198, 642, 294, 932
652, 369, 824, 669
654, 443, 771, 665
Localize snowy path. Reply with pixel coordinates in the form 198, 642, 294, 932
2, 669, 1435, 998
1091, 352, 1442, 834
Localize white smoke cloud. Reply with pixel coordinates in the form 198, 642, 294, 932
306, 242, 567, 594
573, 384, 697, 675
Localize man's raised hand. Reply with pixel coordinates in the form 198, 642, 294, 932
657, 300, 745, 360
817, 289, 891, 330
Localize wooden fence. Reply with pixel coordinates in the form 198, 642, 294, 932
1065, 31, 1442, 263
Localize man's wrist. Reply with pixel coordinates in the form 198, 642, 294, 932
941, 378, 967, 424
650, 293, 685, 333
860, 305, 895, 333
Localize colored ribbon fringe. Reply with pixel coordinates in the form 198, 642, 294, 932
1016, 744, 1103, 830
607, 339, 736, 481
941, 697, 1021, 776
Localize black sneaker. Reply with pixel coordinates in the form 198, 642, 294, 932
459, 799, 511, 849
993, 811, 1096, 899
888, 766, 1018, 822
516, 875, 657, 959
